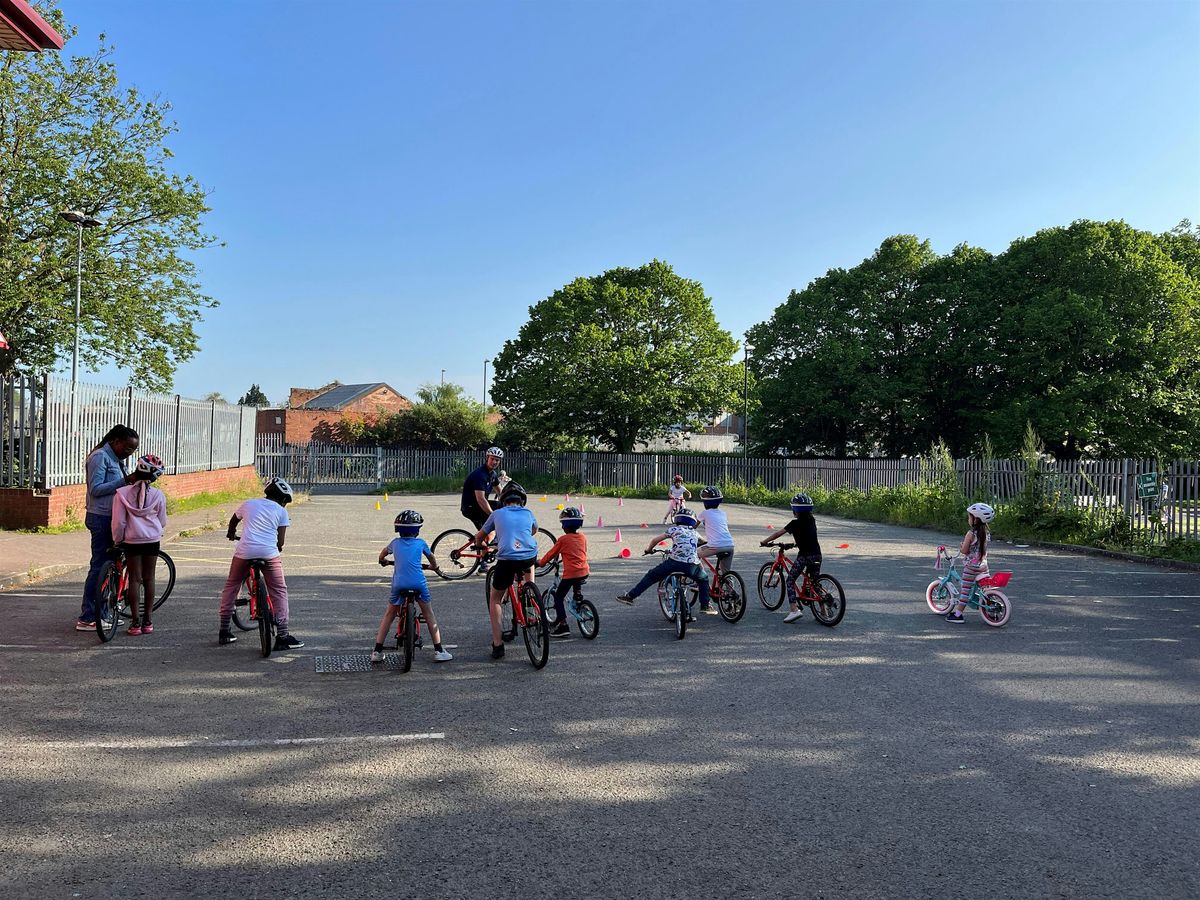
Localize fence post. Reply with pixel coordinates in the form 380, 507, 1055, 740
126, 386, 134, 424
376, 445, 383, 490
208, 400, 216, 471
172, 395, 182, 475
237, 406, 245, 468
1119, 458, 1130, 520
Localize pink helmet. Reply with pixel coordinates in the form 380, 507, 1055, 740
136, 454, 165, 479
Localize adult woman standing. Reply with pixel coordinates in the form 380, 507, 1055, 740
76, 425, 139, 631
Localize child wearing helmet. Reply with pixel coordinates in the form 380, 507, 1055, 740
946, 503, 993, 623
761, 493, 822, 624
538, 507, 590, 637
616, 506, 710, 614
474, 481, 539, 659
110, 454, 167, 635
697, 486, 735, 592
663, 475, 692, 525
373, 510, 452, 662
218, 477, 303, 650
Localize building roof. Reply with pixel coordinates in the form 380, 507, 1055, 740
0, 0, 65, 50
301, 382, 394, 410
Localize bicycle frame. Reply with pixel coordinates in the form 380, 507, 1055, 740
763, 545, 823, 603
931, 547, 1006, 611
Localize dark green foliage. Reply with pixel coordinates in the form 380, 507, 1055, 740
237, 384, 270, 407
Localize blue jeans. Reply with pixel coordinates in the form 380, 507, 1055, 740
80, 512, 113, 623
628, 558, 710, 606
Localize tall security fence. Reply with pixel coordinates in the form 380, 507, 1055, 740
256, 436, 1200, 542
1, 374, 257, 488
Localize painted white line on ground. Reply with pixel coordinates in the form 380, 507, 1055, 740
1047, 595, 1200, 600
2, 732, 446, 751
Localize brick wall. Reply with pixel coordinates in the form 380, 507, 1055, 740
289, 383, 338, 408
0, 465, 260, 529
344, 386, 411, 417
256, 408, 286, 436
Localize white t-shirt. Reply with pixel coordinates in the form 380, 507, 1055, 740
665, 525, 700, 564
669, 485, 687, 500
234, 498, 290, 560
699, 508, 734, 549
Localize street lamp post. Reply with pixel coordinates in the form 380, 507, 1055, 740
743, 341, 753, 484
441, 368, 446, 386
59, 209, 104, 463
483, 359, 489, 407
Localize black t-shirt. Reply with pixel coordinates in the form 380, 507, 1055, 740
461, 465, 497, 515
785, 514, 821, 557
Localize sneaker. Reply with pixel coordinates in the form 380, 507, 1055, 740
75, 620, 96, 632
141, 623, 153, 634
783, 609, 804, 624
945, 610, 965, 623
127, 624, 143, 636
550, 621, 571, 638
702, 605, 719, 616
414, 636, 423, 650
370, 650, 385, 663
218, 630, 238, 645
274, 634, 305, 650
615, 594, 634, 606
433, 649, 453, 662
491, 643, 505, 660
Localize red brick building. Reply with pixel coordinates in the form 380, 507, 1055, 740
257, 382, 411, 444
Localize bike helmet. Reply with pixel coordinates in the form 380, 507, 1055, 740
486, 446, 504, 460
672, 506, 699, 528
265, 476, 294, 502
500, 481, 527, 506
672, 474, 684, 483
394, 509, 424, 536
559, 506, 584, 531
135, 454, 165, 479
966, 502, 995, 524
700, 485, 723, 508
791, 492, 814, 515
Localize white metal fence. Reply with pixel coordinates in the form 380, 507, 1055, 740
1, 374, 257, 488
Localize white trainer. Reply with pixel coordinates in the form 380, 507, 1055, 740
783, 609, 804, 624
433, 649, 453, 662
370, 650, 385, 663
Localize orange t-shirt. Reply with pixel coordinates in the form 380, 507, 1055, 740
542, 533, 589, 579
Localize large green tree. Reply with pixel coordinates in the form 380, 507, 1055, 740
340, 383, 495, 449
237, 384, 270, 407
491, 261, 739, 452
0, 8, 216, 390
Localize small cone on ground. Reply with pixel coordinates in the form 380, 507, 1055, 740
618, 497, 624, 507
766, 524, 774, 529
836, 543, 850, 549
620, 547, 631, 558
640, 523, 648, 528
556, 504, 565, 511
384, 493, 389, 502
539, 495, 547, 502
375, 501, 381, 511
614, 528, 623, 543
564, 494, 570, 503
597, 515, 604, 528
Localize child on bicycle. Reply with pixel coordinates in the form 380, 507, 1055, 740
111, 454, 167, 635
373, 510, 452, 662
761, 492, 821, 624
663, 475, 692, 524
538, 506, 589, 638
946, 502, 993, 623
474, 481, 539, 659
697, 483, 735, 581
616, 506, 710, 616
218, 476, 303, 650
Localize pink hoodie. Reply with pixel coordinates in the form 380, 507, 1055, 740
112, 482, 167, 545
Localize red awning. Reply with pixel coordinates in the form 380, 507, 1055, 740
0, 0, 64, 51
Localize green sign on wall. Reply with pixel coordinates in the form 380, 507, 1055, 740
1135, 472, 1160, 500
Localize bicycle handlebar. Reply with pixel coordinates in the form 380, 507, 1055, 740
763, 542, 795, 550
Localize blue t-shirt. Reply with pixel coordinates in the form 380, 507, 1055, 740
389, 537, 431, 589
481, 506, 538, 560
461, 465, 497, 515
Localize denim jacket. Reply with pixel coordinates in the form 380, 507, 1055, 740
85, 444, 129, 517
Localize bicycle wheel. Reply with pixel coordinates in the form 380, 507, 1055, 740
717, 572, 747, 624
485, 570, 517, 642
542, 584, 559, 625
810, 574, 846, 627
535, 528, 558, 577
96, 562, 120, 643
673, 581, 688, 640
658, 574, 679, 621
151, 550, 175, 611
979, 589, 1011, 627
757, 561, 785, 611
520, 582, 549, 669
430, 528, 481, 581
256, 580, 274, 657
925, 579, 956, 615
231, 575, 256, 631
575, 598, 599, 639
402, 604, 415, 672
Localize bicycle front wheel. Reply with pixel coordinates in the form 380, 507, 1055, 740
151, 550, 175, 611
673, 580, 688, 640
575, 599, 599, 639
535, 528, 558, 577
810, 574, 846, 627
757, 561, 785, 611
96, 562, 119, 643
256, 581, 274, 657
520, 582, 549, 669
430, 528, 481, 581
402, 604, 415, 672
717, 572, 747, 623
658, 575, 678, 621
925, 579, 955, 615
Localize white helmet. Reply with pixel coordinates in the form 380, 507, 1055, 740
266, 476, 294, 501
966, 502, 994, 524
486, 446, 504, 460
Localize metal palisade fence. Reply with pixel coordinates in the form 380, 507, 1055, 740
1, 373, 257, 488
255, 436, 1200, 541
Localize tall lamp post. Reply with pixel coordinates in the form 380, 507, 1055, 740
59, 209, 104, 464
743, 341, 753, 484
483, 359, 489, 407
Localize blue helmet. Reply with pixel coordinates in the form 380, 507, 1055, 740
672, 507, 699, 528
394, 509, 423, 536
791, 492, 814, 515
700, 485, 723, 509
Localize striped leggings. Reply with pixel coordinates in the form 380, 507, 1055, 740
959, 558, 989, 605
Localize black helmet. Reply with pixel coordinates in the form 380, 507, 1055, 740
672, 506, 699, 528
500, 481, 527, 506
265, 476, 293, 503
394, 509, 423, 536
791, 492, 814, 514
700, 485, 723, 508
559, 506, 584, 530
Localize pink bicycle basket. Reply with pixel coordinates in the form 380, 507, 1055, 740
978, 572, 1012, 588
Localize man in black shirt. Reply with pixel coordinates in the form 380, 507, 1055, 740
461, 447, 504, 531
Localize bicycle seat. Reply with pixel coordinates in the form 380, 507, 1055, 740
395, 588, 423, 600
246, 558, 271, 566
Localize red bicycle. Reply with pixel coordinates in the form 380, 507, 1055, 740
229, 558, 277, 657
95, 546, 176, 643
484, 566, 549, 669
757, 542, 846, 626
429, 526, 558, 581
697, 548, 747, 623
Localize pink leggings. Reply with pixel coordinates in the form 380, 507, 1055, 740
219, 556, 290, 633
959, 558, 989, 605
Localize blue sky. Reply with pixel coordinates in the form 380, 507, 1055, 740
59, 0, 1200, 406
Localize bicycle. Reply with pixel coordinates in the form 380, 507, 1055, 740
483, 564, 550, 668
756, 542, 846, 627
225, 553, 278, 657
925, 545, 1012, 627
430, 526, 557, 581
697, 547, 747, 623
95, 545, 177, 643
376, 560, 435, 672
540, 560, 599, 639
648, 547, 693, 640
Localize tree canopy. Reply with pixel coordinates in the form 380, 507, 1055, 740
491, 260, 739, 452
336, 383, 495, 449
0, 8, 217, 390
237, 384, 270, 407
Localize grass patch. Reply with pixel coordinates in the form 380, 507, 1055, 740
163, 484, 262, 516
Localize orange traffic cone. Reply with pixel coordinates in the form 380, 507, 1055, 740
640, 523, 648, 528
614, 528, 623, 542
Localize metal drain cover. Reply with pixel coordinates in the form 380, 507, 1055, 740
315, 653, 406, 673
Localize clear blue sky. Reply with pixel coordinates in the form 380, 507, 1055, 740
60, 0, 1200, 406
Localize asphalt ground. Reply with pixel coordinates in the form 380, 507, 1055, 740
1, 493, 1197, 899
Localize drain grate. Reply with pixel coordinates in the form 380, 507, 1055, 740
315, 653, 407, 673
